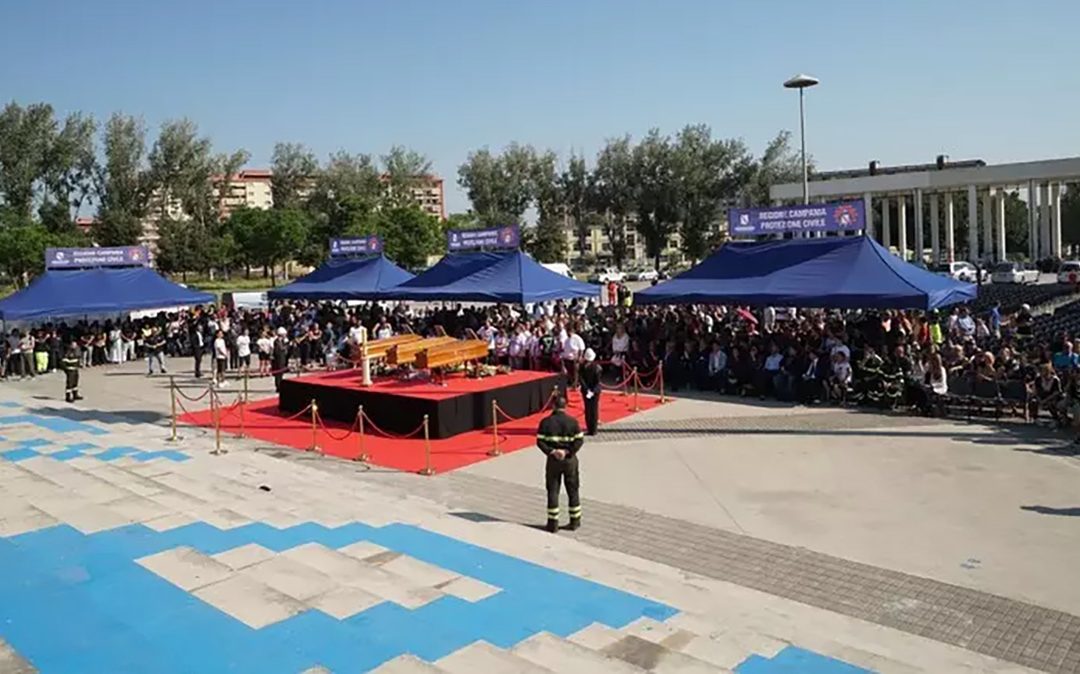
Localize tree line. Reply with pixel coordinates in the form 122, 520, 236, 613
2, 99, 1077, 286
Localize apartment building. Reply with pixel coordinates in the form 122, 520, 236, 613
215, 169, 273, 216
382, 174, 446, 220
561, 215, 698, 270
138, 169, 445, 251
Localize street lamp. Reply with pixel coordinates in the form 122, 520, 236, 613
783, 73, 819, 205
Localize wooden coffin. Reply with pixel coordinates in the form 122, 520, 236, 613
415, 339, 489, 370
364, 334, 421, 361
387, 336, 457, 366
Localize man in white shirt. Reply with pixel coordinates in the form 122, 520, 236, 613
509, 324, 531, 370
477, 318, 498, 363
213, 329, 229, 387
561, 325, 586, 387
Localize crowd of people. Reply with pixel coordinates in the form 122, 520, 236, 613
4, 295, 1079, 435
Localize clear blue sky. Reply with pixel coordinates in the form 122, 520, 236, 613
2, 0, 1078, 214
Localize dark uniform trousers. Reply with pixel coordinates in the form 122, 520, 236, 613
537, 410, 585, 526
545, 455, 581, 522
61, 349, 81, 402
580, 362, 602, 436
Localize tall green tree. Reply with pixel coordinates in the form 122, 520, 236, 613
743, 130, 805, 207
457, 143, 537, 227
94, 113, 151, 245
631, 129, 680, 270
0, 102, 56, 218
1003, 190, 1030, 256
375, 205, 443, 269
39, 111, 96, 232
270, 142, 318, 210
381, 145, 432, 210
591, 136, 635, 269
558, 153, 591, 255
673, 125, 754, 261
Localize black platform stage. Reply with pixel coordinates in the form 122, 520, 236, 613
278, 369, 564, 439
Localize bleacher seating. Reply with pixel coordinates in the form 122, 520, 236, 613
1029, 298, 1080, 343
967, 282, 1075, 315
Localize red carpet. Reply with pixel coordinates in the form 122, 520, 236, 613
179, 388, 664, 474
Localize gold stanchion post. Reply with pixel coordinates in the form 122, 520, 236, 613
243, 370, 249, 404
167, 376, 178, 442
355, 406, 369, 463
488, 399, 501, 457
621, 362, 628, 396
418, 414, 434, 476
659, 362, 666, 403
310, 399, 319, 452
633, 367, 641, 411
212, 387, 224, 455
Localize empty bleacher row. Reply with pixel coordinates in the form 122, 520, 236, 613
966, 282, 1076, 315
1028, 297, 1080, 343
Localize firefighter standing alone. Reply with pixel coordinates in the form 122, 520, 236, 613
537, 395, 584, 533
61, 340, 83, 403
580, 348, 602, 436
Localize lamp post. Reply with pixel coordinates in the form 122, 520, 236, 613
783, 74, 819, 205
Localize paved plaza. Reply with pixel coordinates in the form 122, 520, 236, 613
1, 360, 1078, 672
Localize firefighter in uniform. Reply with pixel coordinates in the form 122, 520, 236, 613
537, 396, 584, 533
62, 340, 83, 403
580, 348, 602, 436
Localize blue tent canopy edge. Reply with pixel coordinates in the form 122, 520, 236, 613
0, 267, 215, 321
383, 251, 598, 304
267, 254, 415, 301
636, 235, 976, 311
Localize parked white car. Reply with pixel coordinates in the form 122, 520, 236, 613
594, 268, 625, 283
636, 269, 660, 282
935, 261, 988, 283
990, 261, 1039, 284
1058, 260, 1080, 284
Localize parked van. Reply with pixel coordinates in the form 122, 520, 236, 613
222, 291, 269, 310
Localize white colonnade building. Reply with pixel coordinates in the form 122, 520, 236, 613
769, 156, 1080, 264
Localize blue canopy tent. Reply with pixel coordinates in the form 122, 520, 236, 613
0, 267, 216, 321
636, 236, 977, 310
384, 251, 599, 304
266, 255, 414, 301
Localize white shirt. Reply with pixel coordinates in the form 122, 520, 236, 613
214, 337, 228, 360
611, 333, 630, 354
478, 326, 497, 349
236, 335, 251, 358
348, 326, 366, 344
375, 325, 393, 340
510, 331, 530, 357
561, 333, 585, 361
257, 336, 272, 354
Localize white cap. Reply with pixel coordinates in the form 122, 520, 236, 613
584, 348, 596, 363
276, 327, 287, 337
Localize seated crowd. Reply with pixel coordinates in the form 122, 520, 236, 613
5, 294, 1080, 435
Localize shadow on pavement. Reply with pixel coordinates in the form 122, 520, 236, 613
27, 405, 166, 426
1020, 505, 1080, 517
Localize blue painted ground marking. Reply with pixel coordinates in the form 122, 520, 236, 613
1, 443, 187, 464
0, 520, 676, 673
0, 414, 109, 435
736, 646, 875, 673
0, 448, 40, 462
0, 401, 20, 408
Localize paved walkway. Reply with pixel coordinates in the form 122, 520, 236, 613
0, 360, 1076, 672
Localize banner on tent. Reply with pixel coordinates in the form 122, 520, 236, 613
728, 201, 865, 236
329, 236, 382, 257
447, 225, 520, 251
45, 245, 150, 269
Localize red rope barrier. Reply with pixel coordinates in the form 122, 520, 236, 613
359, 410, 427, 439
315, 410, 359, 441
174, 387, 211, 402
